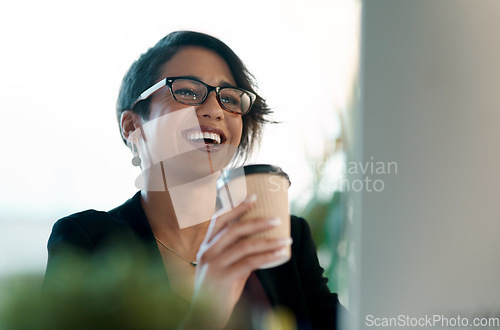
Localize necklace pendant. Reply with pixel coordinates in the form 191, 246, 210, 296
191, 261, 198, 267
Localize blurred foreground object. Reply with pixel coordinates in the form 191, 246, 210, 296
0, 246, 205, 330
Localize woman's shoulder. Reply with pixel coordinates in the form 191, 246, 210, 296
289, 215, 318, 258
51, 192, 142, 231
48, 193, 142, 251
48, 210, 128, 251
290, 214, 307, 228
290, 215, 312, 241
54, 209, 112, 225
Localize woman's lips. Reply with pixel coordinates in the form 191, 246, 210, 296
181, 125, 227, 152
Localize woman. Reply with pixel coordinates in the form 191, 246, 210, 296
45, 31, 341, 329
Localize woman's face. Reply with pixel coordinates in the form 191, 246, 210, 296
141, 46, 243, 181
149, 46, 243, 149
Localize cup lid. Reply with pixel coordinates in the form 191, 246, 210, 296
217, 164, 291, 189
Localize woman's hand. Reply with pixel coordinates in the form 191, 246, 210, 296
184, 194, 292, 329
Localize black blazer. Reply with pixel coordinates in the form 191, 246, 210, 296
46, 192, 341, 329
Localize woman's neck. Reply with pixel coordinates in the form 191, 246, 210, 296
140, 171, 219, 250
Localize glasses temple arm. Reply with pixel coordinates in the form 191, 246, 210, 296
133, 79, 167, 106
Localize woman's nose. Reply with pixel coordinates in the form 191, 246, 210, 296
196, 91, 225, 120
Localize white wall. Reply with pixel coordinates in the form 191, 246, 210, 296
350, 0, 500, 328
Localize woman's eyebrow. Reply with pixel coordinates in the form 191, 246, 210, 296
181, 75, 237, 88
219, 81, 237, 88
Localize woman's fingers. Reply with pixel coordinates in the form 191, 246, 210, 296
199, 215, 292, 273
200, 216, 281, 261
217, 236, 293, 269
199, 235, 292, 283
204, 194, 257, 243
221, 243, 292, 280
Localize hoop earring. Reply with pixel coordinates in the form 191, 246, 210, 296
131, 137, 142, 167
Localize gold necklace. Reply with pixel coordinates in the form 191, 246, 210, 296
154, 236, 198, 267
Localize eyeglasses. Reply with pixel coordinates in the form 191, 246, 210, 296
132, 76, 256, 115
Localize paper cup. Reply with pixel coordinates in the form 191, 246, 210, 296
217, 164, 291, 269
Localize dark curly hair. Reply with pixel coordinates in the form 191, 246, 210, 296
116, 31, 272, 160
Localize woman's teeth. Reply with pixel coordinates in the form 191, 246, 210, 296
187, 131, 221, 144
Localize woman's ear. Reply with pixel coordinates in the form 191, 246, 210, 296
120, 110, 143, 141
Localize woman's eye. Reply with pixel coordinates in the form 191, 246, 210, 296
174, 88, 199, 99
221, 95, 240, 106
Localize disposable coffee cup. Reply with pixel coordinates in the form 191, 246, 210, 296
217, 164, 291, 269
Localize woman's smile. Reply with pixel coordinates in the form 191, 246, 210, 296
181, 125, 227, 151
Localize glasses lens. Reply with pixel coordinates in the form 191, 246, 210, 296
220, 88, 252, 114
171, 79, 207, 104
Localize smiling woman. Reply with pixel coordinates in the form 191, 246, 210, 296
44, 31, 343, 329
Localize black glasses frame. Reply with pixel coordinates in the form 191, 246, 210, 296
132, 76, 256, 115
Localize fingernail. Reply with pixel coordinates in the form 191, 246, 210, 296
277, 237, 293, 246
268, 217, 281, 226
245, 194, 257, 204
274, 248, 288, 256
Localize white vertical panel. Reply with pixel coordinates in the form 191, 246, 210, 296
352, 0, 500, 328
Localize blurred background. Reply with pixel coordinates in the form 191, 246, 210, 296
0, 0, 360, 309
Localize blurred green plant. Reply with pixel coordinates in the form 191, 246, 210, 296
0, 245, 300, 330
290, 136, 350, 306
0, 246, 202, 330
295, 190, 348, 299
